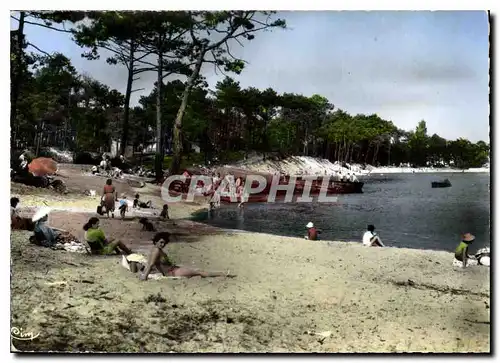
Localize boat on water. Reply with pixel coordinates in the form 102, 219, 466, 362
431, 179, 452, 188
166, 167, 364, 203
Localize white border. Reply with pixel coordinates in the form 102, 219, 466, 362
2, 2, 496, 362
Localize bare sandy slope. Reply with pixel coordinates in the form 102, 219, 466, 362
11, 229, 490, 353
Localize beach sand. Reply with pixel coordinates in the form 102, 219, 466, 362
11, 228, 490, 353
10, 165, 490, 352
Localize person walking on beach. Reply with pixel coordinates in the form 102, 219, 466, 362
363, 225, 384, 247
305, 222, 320, 241
101, 178, 117, 218
83, 217, 133, 255
135, 232, 235, 280
118, 193, 129, 219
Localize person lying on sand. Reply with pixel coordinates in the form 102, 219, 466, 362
305, 222, 321, 241
136, 232, 236, 281
83, 217, 133, 255
363, 225, 384, 247
133, 193, 152, 209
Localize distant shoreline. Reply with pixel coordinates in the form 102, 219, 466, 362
368, 167, 489, 174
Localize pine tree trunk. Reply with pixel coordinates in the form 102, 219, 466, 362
11, 11, 25, 127
121, 40, 135, 156
169, 48, 205, 175
155, 51, 164, 181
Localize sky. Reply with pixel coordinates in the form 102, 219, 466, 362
11, 11, 490, 142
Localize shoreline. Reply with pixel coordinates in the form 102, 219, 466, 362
367, 167, 489, 174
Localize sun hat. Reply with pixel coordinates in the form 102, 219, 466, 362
32, 207, 52, 222
306, 222, 314, 228
462, 233, 475, 242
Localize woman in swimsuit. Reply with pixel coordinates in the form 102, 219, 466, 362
83, 217, 133, 255
135, 232, 236, 280
101, 178, 117, 218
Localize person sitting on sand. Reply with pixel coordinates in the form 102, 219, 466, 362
30, 207, 73, 247
19, 154, 28, 170
137, 232, 235, 281
454, 233, 479, 268
363, 224, 384, 247
83, 217, 133, 255
160, 204, 169, 219
305, 222, 321, 241
11, 197, 20, 224
102, 178, 117, 218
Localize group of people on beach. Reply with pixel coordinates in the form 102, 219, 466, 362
304, 221, 384, 247
98, 178, 154, 219
12, 188, 234, 281
304, 219, 489, 268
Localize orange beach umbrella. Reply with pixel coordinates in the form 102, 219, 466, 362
28, 157, 58, 177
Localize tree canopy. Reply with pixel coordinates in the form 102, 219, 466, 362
10, 10, 489, 174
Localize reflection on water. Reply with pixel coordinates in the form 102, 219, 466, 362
191, 173, 490, 252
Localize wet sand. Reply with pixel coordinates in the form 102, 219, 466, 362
10, 165, 490, 352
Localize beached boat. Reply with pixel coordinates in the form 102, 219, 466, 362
431, 179, 452, 188
166, 169, 364, 203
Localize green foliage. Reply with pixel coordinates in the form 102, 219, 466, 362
10, 11, 488, 170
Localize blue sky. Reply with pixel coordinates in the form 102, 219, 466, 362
11, 11, 490, 142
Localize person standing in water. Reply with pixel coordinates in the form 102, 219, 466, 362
305, 222, 320, 240
363, 224, 384, 247
101, 178, 117, 218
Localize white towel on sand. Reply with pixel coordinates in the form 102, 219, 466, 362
453, 258, 478, 268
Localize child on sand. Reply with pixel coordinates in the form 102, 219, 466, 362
305, 222, 321, 240
118, 194, 128, 219
160, 204, 169, 219
362, 225, 384, 247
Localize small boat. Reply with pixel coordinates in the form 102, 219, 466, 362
431, 179, 452, 188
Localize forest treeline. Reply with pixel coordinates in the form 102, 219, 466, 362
10, 11, 489, 178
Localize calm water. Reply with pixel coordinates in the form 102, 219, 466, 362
192, 173, 491, 252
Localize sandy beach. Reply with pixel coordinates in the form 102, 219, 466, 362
11, 229, 490, 353
10, 165, 490, 352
